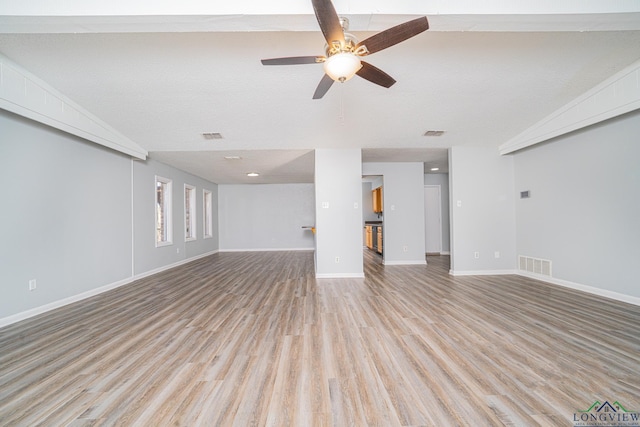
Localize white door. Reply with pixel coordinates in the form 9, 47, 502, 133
424, 185, 442, 254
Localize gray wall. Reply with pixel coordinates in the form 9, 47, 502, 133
513, 110, 640, 297
315, 149, 364, 277
0, 110, 132, 319
424, 173, 451, 253
217, 184, 315, 251
133, 158, 218, 275
362, 162, 426, 265
362, 182, 380, 223
449, 147, 517, 273
0, 109, 218, 322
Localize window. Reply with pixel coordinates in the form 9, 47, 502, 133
184, 184, 196, 241
203, 189, 213, 239
155, 176, 172, 246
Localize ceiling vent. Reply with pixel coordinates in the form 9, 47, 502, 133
424, 130, 445, 137
202, 132, 223, 140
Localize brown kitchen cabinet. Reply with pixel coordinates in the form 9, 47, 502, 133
372, 187, 383, 213
376, 227, 383, 254
365, 225, 373, 249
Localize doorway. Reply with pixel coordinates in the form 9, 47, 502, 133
424, 185, 442, 254
362, 175, 384, 264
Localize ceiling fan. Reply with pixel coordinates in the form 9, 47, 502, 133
261, 0, 429, 99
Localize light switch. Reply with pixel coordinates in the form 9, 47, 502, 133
457, 200, 462, 207
354, 202, 358, 209
322, 202, 329, 209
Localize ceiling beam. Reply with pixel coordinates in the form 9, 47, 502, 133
499, 59, 640, 155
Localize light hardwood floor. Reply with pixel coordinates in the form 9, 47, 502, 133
0, 251, 639, 426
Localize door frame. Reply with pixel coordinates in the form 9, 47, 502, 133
424, 185, 443, 255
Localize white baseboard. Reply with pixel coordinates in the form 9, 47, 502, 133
0, 249, 220, 329
132, 249, 219, 281
383, 260, 427, 266
449, 269, 518, 276
315, 273, 365, 279
440, 251, 451, 255
219, 248, 314, 252
0, 277, 133, 329
517, 271, 640, 307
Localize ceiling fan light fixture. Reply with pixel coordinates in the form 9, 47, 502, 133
323, 52, 362, 83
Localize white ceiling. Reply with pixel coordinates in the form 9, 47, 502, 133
1, 2, 640, 184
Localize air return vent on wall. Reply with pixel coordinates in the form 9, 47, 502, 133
202, 132, 223, 140
519, 255, 552, 277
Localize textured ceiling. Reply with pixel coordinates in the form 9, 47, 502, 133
1, 5, 640, 183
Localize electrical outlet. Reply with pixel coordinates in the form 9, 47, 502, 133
494, 251, 500, 259
177, 247, 180, 254
335, 257, 340, 263
474, 252, 480, 259
403, 246, 408, 252
29, 279, 36, 291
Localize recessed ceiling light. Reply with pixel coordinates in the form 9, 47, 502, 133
430, 167, 440, 171
202, 132, 223, 140
424, 130, 445, 137
247, 172, 259, 177
224, 156, 242, 160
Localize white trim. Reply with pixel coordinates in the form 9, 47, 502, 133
517, 271, 640, 307
184, 183, 196, 242
316, 273, 365, 279
155, 175, 173, 247
133, 250, 219, 281
383, 260, 427, 266
0, 250, 220, 329
499, 58, 640, 154
131, 158, 135, 277
219, 248, 314, 252
449, 269, 518, 276
440, 251, 451, 255
0, 53, 147, 159
203, 189, 213, 239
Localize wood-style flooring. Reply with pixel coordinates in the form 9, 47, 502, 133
0, 250, 639, 426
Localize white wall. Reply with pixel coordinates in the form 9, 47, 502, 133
424, 173, 451, 253
513, 110, 640, 298
315, 149, 364, 278
449, 147, 517, 274
362, 162, 426, 265
0, 109, 219, 324
217, 184, 315, 251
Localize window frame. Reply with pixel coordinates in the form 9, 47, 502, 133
203, 189, 213, 239
155, 176, 173, 247
184, 184, 197, 242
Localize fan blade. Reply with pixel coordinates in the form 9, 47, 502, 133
356, 61, 396, 88
311, 0, 345, 47
356, 16, 429, 55
313, 74, 335, 99
261, 56, 323, 66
